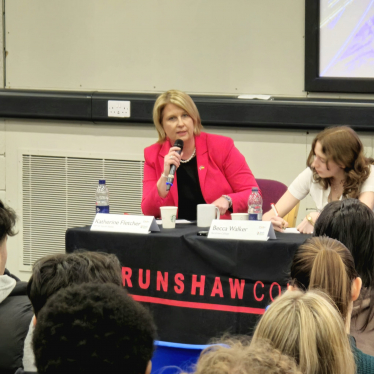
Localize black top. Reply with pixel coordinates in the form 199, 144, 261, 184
177, 156, 206, 220
0, 271, 33, 374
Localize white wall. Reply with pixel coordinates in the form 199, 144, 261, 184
5, 0, 305, 96
2, 1, 374, 280
0, 2, 6, 253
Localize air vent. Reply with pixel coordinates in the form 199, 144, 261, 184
22, 155, 144, 267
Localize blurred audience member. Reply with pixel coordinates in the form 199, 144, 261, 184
22, 251, 123, 372
0, 200, 33, 374
185, 338, 301, 374
32, 283, 156, 374
290, 236, 374, 371
314, 199, 374, 355
251, 290, 355, 374
27, 251, 122, 317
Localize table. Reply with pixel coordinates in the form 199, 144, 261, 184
66, 224, 309, 344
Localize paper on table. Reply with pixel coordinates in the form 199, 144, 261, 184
283, 228, 300, 234
283, 228, 313, 234
156, 219, 193, 225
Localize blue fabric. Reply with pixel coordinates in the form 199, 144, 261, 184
155, 340, 209, 350
151, 342, 204, 374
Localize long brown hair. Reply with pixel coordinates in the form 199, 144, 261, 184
306, 126, 374, 198
290, 236, 358, 321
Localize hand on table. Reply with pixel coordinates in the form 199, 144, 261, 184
212, 197, 230, 215
269, 216, 289, 233
296, 218, 314, 234
296, 212, 319, 234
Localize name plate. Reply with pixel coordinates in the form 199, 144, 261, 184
91, 213, 160, 234
207, 220, 276, 241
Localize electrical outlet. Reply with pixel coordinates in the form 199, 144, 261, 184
108, 100, 131, 118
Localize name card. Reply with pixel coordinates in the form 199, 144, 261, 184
91, 213, 160, 234
207, 220, 276, 241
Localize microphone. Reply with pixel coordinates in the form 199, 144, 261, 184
166, 139, 184, 191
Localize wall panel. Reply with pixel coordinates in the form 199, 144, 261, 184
5, 0, 305, 96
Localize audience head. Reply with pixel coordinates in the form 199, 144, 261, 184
314, 199, 374, 289
290, 236, 361, 322
33, 282, 156, 374
153, 89, 203, 143
0, 200, 17, 275
307, 126, 372, 198
188, 338, 301, 374
252, 290, 355, 374
27, 251, 122, 317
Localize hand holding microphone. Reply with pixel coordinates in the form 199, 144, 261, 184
165, 139, 184, 191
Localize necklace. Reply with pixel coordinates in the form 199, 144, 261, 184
330, 179, 344, 191
180, 147, 196, 163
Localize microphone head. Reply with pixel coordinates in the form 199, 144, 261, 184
174, 139, 184, 151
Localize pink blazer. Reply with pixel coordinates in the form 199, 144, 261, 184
141, 132, 259, 219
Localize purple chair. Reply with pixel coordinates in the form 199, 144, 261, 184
256, 179, 299, 227
256, 179, 288, 214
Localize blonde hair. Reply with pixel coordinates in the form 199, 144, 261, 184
306, 126, 374, 198
290, 236, 358, 321
252, 290, 355, 374
152, 89, 203, 143
185, 338, 301, 374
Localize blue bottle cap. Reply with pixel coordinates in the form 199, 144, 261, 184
99, 179, 106, 184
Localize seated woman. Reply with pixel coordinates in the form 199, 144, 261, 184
263, 126, 374, 233
289, 236, 374, 370
251, 290, 356, 374
313, 199, 374, 356
141, 90, 259, 220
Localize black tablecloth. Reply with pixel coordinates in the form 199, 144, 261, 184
66, 224, 309, 344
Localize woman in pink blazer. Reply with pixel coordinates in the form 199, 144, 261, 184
141, 90, 259, 220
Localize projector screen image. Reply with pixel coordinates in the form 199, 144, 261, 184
320, 0, 374, 78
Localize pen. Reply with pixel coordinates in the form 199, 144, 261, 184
271, 203, 279, 217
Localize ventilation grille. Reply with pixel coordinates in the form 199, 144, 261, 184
22, 155, 144, 267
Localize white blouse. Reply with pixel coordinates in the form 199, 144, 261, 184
288, 166, 374, 212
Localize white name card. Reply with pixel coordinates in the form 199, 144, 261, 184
207, 220, 276, 241
91, 213, 160, 234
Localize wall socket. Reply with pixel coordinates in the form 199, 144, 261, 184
108, 100, 131, 118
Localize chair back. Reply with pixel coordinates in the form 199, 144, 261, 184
256, 178, 300, 227
256, 179, 288, 214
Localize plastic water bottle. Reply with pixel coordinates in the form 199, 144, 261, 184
248, 187, 262, 220
96, 179, 109, 213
